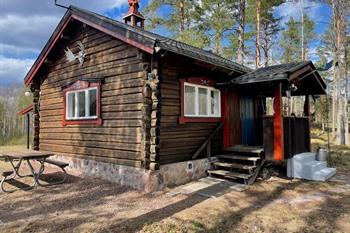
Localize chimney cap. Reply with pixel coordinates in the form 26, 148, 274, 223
123, 0, 145, 28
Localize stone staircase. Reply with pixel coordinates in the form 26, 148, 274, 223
208, 145, 265, 185
287, 152, 336, 181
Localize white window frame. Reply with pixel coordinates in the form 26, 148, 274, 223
65, 87, 98, 120
184, 82, 221, 118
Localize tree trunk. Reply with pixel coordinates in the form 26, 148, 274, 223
332, 0, 346, 144
179, 0, 185, 32
237, 0, 245, 65
300, 0, 305, 60
215, 32, 223, 55
262, 21, 269, 67
255, 0, 261, 68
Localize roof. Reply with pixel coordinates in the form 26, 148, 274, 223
229, 61, 313, 85
18, 105, 33, 115
24, 5, 251, 86
220, 60, 327, 96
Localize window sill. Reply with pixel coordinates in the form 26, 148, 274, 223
179, 116, 223, 124
62, 118, 102, 126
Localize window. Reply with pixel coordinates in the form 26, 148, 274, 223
66, 87, 98, 120
62, 80, 102, 126
184, 82, 221, 117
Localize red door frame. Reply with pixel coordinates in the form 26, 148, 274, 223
273, 83, 284, 161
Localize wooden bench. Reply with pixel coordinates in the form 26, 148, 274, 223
1, 170, 14, 192
45, 159, 69, 168
36, 159, 69, 186
2, 171, 14, 177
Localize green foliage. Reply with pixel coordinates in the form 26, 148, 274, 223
281, 17, 301, 62
17, 87, 32, 109
144, 0, 209, 48
280, 13, 315, 63
0, 87, 30, 146
194, 0, 235, 54
303, 13, 315, 58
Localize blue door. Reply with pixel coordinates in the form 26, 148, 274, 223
240, 96, 255, 145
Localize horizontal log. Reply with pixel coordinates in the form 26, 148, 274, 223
103, 71, 146, 84
101, 111, 142, 120
40, 119, 143, 128
101, 103, 144, 112
41, 58, 142, 92
101, 86, 143, 97
40, 148, 142, 167
40, 127, 142, 135
40, 143, 142, 160
40, 139, 141, 152
101, 93, 144, 105
159, 138, 204, 148
40, 132, 141, 143
40, 109, 64, 117
40, 115, 62, 122
40, 102, 63, 110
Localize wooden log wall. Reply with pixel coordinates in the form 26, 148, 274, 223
37, 24, 148, 167
158, 55, 224, 165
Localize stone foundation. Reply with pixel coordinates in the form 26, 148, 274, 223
53, 155, 211, 192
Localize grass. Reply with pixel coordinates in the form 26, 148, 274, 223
0, 135, 28, 147
311, 127, 350, 171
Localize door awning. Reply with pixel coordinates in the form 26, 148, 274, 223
219, 61, 327, 96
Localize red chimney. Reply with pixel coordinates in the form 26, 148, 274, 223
123, 0, 145, 28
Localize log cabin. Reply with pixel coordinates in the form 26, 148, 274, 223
22, 1, 327, 191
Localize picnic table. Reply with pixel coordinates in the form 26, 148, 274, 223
0, 150, 68, 192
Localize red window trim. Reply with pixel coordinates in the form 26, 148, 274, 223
179, 77, 224, 124
62, 80, 102, 126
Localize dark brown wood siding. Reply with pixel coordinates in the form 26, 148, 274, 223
158, 54, 224, 165
226, 88, 241, 146
38, 24, 147, 167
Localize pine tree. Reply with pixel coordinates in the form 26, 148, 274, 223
194, 0, 235, 55
144, 0, 209, 48
260, 0, 283, 66
280, 18, 301, 63
302, 13, 315, 60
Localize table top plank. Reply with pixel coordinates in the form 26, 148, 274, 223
0, 150, 54, 160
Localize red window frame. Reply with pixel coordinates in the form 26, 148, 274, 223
179, 77, 224, 124
62, 80, 102, 126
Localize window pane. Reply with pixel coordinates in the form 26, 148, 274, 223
78, 91, 86, 117
67, 93, 75, 118
198, 87, 208, 115
185, 85, 196, 115
211, 90, 220, 116
89, 89, 97, 117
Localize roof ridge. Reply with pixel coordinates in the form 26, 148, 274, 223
69, 5, 251, 73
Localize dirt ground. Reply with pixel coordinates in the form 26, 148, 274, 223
1, 135, 350, 233
0, 159, 349, 233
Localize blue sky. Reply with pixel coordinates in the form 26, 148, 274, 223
0, 0, 332, 86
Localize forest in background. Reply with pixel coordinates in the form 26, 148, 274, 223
0, 86, 31, 145
0, 0, 349, 146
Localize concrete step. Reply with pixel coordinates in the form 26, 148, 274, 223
208, 169, 252, 179
302, 161, 327, 177
293, 152, 316, 163
312, 168, 337, 181
212, 161, 256, 170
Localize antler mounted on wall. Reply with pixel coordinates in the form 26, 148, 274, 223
64, 41, 86, 66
